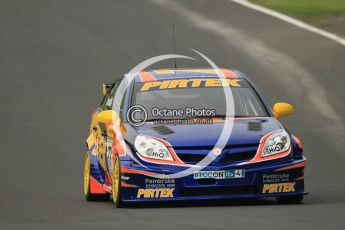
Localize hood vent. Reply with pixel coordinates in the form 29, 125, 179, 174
247, 121, 262, 131
152, 125, 174, 135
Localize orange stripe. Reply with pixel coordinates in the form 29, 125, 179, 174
275, 161, 308, 172
121, 166, 159, 176
295, 176, 305, 181
121, 181, 139, 188
116, 142, 126, 157
89, 176, 107, 194
220, 68, 237, 78
292, 135, 303, 149
139, 71, 156, 82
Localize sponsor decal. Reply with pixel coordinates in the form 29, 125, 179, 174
137, 188, 175, 198
140, 78, 242, 91
262, 182, 296, 194
193, 170, 245, 179
145, 178, 175, 188
149, 151, 166, 160
262, 173, 291, 183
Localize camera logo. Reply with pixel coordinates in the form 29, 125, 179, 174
127, 105, 147, 127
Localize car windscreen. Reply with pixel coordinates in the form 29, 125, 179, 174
131, 78, 268, 120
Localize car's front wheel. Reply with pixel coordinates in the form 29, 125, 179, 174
112, 156, 124, 207
276, 195, 304, 204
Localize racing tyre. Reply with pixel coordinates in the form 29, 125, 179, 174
112, 156, 124, 208
84, 152, 109, 201
276, 195, 304, 204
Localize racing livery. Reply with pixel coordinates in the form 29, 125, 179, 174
84, 68, 307, 207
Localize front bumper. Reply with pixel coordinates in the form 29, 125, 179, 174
119, 157, 307, 202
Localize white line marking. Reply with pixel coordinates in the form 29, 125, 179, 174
230, 0, 345, 46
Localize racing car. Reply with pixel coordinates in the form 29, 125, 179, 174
84, 68, 307, 207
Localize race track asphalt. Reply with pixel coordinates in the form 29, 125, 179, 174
1, 0, 345, 229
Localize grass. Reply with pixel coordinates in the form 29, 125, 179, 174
249, 0, 345, 37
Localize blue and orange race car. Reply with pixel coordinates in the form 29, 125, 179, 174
84, 68, 307, 207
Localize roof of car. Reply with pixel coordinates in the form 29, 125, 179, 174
132, 68, 242, 83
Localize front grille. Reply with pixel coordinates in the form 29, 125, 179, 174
176, 151, 257, 164
181, 185, 259, 197
177, 154, 205, 163
220, 151, 256, 163
197, 179, 217, 185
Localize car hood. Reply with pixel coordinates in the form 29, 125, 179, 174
133, 117, 282, 147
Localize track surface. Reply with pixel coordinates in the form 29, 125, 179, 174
1, 0, 345, 229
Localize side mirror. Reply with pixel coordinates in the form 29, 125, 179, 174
102, 83, 112, 95
95, 110, 119, 124
272, 102, 294, 119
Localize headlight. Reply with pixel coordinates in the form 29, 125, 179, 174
262, 129, 291, 157
134, 135, 174, 161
